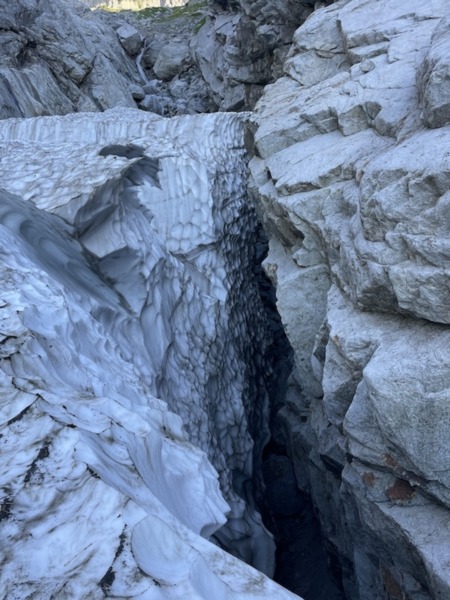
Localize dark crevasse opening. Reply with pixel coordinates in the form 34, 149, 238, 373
253, 226, 347, 600
262, 439, 346, 600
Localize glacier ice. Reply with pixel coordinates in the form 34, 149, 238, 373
0, 108, 299, 598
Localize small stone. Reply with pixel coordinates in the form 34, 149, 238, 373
143, 80, 163, 95
138, 95, 164, 115
169, 78, 189, 98
130, 84, 145, 101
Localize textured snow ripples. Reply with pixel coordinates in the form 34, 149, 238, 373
0, 109, 299, 598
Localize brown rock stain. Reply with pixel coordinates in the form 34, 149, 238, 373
386, 478, 415, 502
381, 566, 411, 600
384, 453, 397, 468
362, 471, 375, 487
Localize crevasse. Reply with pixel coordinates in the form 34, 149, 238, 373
0, 108, 298, 599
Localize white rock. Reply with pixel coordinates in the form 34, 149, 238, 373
250, 0, 450, 597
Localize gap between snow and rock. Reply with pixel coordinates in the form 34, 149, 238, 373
0, 105, 346, 600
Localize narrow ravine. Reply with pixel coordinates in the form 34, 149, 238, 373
0, 107, 298, 599
251, 230, 347, 599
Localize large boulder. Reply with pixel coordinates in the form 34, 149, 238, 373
116, 23, 143, 56
153, 42, 192, 80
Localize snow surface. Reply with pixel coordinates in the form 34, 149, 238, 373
0, 108, 299, 599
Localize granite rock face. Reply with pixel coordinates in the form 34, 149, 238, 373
0, 0, 141, 118
250, 0, 450, 598
0, 109, 298, 599
419, 16, 450, 130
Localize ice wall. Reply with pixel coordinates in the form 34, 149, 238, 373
0, 108, 298, 599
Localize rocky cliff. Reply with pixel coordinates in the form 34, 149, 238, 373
0, 0, 142, 118
250, 0, 450, 598
192, 0, 330, 110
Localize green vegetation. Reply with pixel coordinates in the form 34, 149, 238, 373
95, 0, 153, 9
133, 6, 170, 18
193, 15, 206, 33
92, 1, 207, 32
136, 1, 207, 22
93, 5, 120, 11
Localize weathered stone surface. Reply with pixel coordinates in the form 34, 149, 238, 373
191, 0, 330, 110
418, 17, 450, 128
250, 0, 450, 598
0, 0, 141, 118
